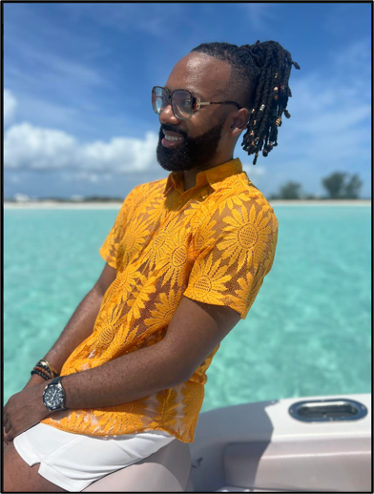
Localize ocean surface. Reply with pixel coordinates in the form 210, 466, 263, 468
4, 206, 371, 409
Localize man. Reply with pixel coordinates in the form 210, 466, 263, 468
4, 40, 299, 492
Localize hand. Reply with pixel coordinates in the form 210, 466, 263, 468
3, 380, 55, 443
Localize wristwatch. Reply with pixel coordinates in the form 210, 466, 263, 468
42, 376, 67, 412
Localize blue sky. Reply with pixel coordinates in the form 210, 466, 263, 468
4, 2, 372, 199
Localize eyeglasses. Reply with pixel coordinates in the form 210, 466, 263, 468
152, 86, 243, 120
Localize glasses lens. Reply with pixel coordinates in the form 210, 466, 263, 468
152, 87, 167, 114
173, 90, 192, 119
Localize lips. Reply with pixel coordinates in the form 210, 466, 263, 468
161, 130, 185, 148
161, 136, 184, 148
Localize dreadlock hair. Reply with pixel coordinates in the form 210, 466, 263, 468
190, 40, 300, 165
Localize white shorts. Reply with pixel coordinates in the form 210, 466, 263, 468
13, 423, 176, 492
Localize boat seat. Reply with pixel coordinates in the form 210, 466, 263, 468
82, 437, 192, 492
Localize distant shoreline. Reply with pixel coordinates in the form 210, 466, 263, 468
4, 202, 125, 209
4, 200, 371, 209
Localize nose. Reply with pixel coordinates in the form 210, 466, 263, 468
159, 103, 182, 126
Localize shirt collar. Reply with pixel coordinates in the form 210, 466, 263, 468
163, 158, 243, 196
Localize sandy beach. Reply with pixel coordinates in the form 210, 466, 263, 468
4, 201, 125, 209
4, 200, 371, 209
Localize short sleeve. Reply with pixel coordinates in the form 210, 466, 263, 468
99, 185, 141, 269
183, 194, 278, 320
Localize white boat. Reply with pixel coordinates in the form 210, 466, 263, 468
83, 392, 371, 492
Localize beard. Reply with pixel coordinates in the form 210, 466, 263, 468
156, 117, 227, 172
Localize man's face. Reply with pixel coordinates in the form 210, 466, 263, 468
156, 53, 233, 172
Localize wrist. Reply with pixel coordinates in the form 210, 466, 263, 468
36, 379, 55, 415
41, 377, 68, 413
25, 373, 47, 388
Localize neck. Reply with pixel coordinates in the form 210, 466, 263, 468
183, 154, 234, 191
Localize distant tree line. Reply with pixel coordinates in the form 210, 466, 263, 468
269, 172, 365, 200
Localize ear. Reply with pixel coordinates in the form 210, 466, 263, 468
230, 108, 249, 135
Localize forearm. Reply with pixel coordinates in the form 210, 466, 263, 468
26, 287, 104, 386
62, 341, 185, 409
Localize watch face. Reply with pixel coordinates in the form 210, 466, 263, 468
44, 386, 64, 408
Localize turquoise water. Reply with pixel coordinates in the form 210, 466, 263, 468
4, 206, 371, 409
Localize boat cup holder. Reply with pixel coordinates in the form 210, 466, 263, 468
288, 397, 368, 422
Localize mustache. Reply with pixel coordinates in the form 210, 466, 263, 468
160, 125, 187, 138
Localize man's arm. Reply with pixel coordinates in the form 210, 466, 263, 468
50, 296, 240, 409
24, 263, 116, 388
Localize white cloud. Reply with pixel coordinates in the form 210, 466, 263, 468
4, 89, 18, 126
242, 163, 266, 178
79, 132, 158, 173
4, 121, 159, 173
4, 123, 78, 170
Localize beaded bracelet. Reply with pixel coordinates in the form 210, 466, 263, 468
34, 361, 53, 376
31, 364, 53, 379
36, 359, 58, 378
31, 369, 51, 381
38, 359, 58, 375
31, 359, 59, 380
35, 365, 56, 379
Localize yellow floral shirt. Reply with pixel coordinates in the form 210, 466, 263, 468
41, 158, 278, 443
